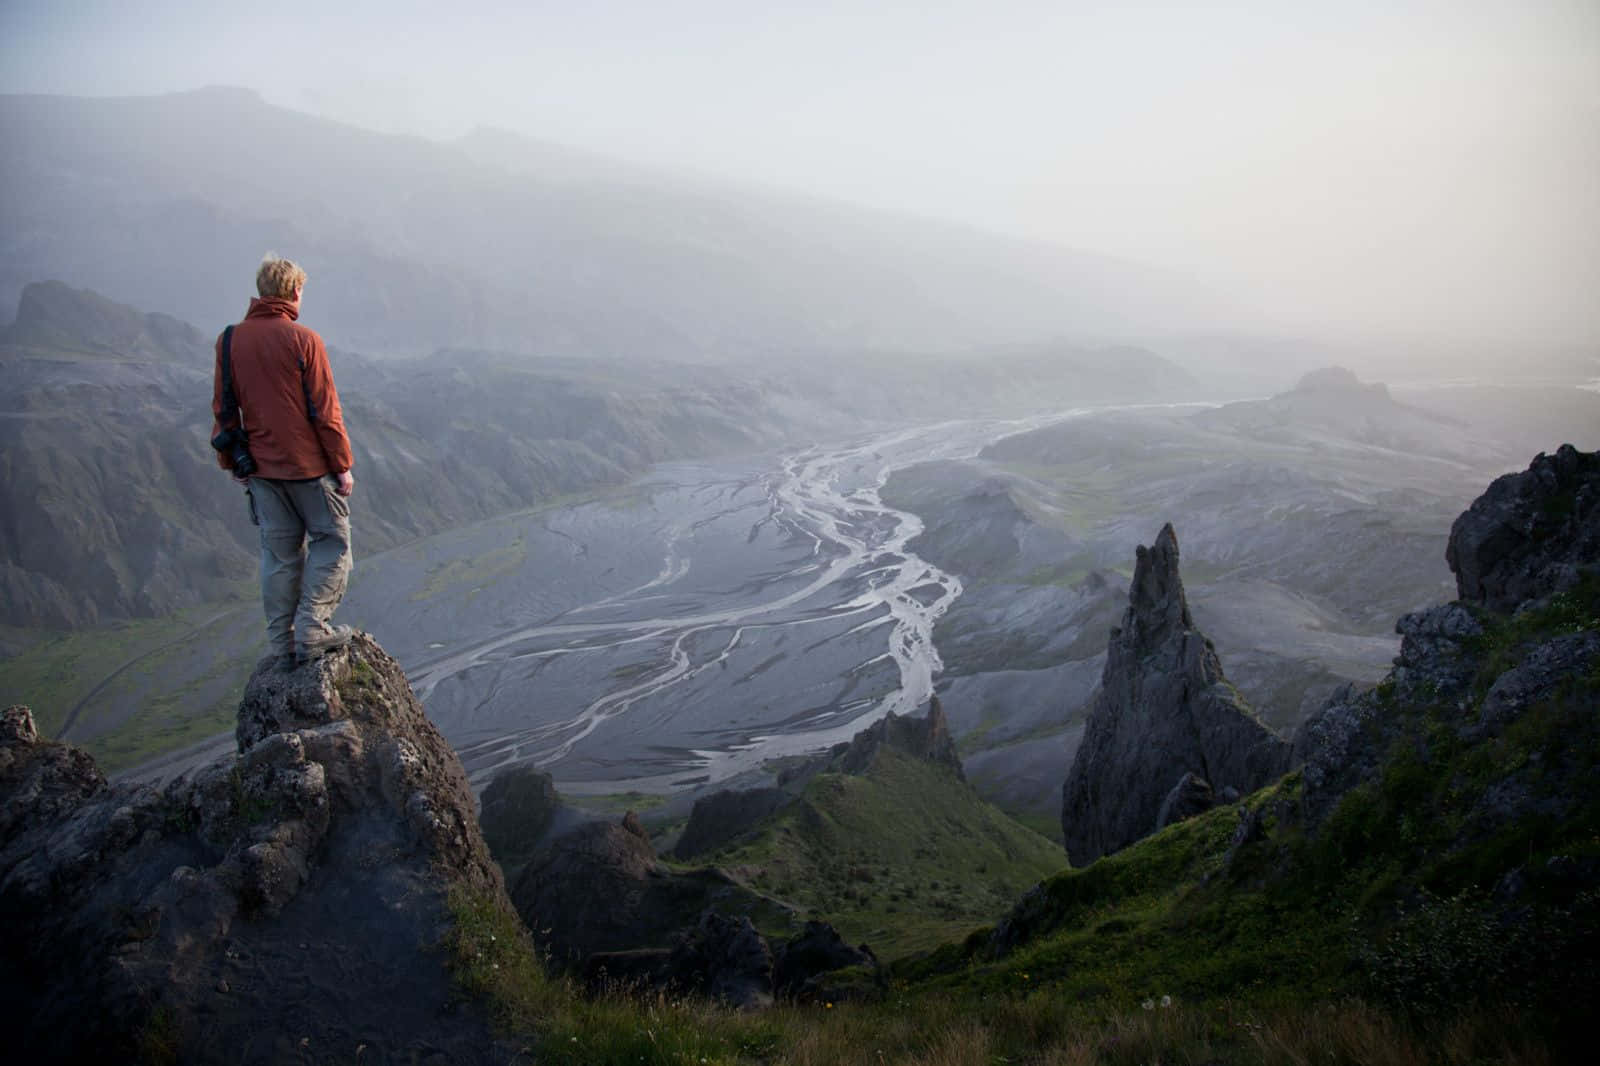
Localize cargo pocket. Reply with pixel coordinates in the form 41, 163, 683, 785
321, 474, 350, 522
245, 484, 260, 527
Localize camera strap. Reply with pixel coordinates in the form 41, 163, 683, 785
218, 325, 242, 430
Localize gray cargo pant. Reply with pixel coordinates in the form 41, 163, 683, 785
245, 475, 352, 658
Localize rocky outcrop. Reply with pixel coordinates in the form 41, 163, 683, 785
1061, 524, 1289, 865
585, 916, 877, 1009
1447, 444, 1600, 612
0, 634, 516, 1064
1295, 447, 1600, 825
510, 811, 771, 967
772, 919, 877, 1001
1290, 602, 1488, 826
833, 696, 964, 781
673, 786, 791, 860
478, 763, 561, 881
1154, 772, 1219, 831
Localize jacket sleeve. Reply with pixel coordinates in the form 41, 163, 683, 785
301, 333, 354, 474
210, 332, 234, 472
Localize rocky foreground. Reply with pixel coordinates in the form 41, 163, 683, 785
0, 635, 518, 1064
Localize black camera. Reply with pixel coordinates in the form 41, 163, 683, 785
211, 426, 257, 478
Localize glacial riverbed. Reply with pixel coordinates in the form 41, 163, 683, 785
346, 417, 1062, 794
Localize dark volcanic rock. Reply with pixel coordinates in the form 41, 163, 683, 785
0, 634, 515, 1064
1154, 771, 1218, 831
835, 696, 964, 780
670, 911, 775, 1010
774, 699, 967, 793
673, 786, 792, 860
478, 764, 560, 878
510, 811, 763, 967
773, 920, 877, 1001
1061, 524, 1289, 865
587, 911, 776, 1010
1477, 631, 1600, 736
1447, 444, 1600, 612
587, 916, 877, 1009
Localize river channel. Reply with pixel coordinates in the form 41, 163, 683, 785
363, 416, 1056, 794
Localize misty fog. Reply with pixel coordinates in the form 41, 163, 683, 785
2, 0, 1596, 375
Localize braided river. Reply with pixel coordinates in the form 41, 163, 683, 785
372, 417, 1055, 794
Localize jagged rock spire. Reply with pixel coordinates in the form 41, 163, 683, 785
1125, 523, 1192, 647
1060, 524, 1288, 865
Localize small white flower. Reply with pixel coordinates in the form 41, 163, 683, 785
1142, 998, 1155, 1011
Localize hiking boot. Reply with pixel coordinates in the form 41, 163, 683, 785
297, 624, 354, 664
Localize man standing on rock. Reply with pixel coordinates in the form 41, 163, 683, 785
212, 254, 355, 667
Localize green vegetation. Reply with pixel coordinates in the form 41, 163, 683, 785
439, 574, 1596, 1063
411, 539, 528, 601
88, 693, 238, 774
0, 592, 259, 771
564, 791, 670, 813
0, 614, 206, 736
700, 749, 1065, 960
447, 875, 1562, 1065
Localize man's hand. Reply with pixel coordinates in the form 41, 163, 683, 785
335, 470, 355, 497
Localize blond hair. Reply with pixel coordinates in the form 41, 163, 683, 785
256, 254, 307, 299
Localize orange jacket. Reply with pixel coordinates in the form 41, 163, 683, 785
212, 298, 353, 479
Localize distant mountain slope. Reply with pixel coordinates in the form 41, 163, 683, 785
1, 88, 1235, 360
0, 278, 1212, 631
0, 282, 803, 627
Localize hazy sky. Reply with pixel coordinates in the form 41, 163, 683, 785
3, 0, 1596, 348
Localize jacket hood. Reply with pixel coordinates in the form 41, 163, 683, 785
245, 296, 300, 322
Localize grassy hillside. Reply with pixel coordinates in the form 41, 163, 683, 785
691, 748, 1066, 961
908, 574, 1600, 1026
439, 578, 1598, 1064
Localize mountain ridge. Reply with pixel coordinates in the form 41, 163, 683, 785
1, 88, 1238, 360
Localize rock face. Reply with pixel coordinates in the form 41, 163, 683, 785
0, 634, 516, 1064
1290, 603, 1487, 826
1295, 445, 1600, 826
1061, 524, 1289, 865
1447, 444, 1600, 612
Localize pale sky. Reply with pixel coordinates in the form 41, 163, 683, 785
3, 0, 1597, 348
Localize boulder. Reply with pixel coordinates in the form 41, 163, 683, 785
1060, 524, 1288, 865
671, 912, 775, 1010
1154, 772, 1218, 832
773, 920, 877, 1001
